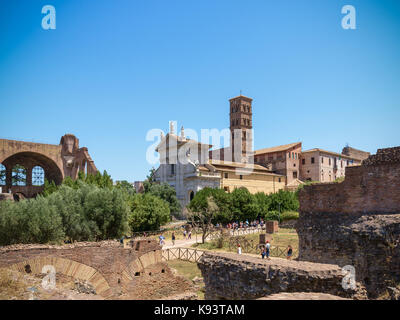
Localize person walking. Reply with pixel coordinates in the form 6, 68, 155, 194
237, 243, 242, 255
287, 245, 293, 260
265, 240, 271, 260
171, 232, 176, 246
260, 245, 266, 259
188, 230, 192, 240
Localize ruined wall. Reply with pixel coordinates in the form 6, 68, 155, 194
197, 252, 366, 300
0, 240, 170, 298
297, 147, 400, 298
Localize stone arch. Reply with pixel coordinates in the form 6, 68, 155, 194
4, 256, 111, 297
2, 152, 63, 197
3, 152, 62, 185
120, 250, 163, 284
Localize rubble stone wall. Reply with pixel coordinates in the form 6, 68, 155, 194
197, 252, 366, 300
297, 147, 400, 298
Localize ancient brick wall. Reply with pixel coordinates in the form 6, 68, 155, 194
0, 240, 171, 298
197, 252, 366, 300
297, 147, 400, 298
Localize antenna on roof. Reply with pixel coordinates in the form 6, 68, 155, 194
240, 90, 242, 96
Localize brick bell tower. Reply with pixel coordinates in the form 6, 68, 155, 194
229, 95, 253, 162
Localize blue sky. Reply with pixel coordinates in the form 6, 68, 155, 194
0, 0, 399, 181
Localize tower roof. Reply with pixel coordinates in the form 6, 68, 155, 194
229, 95, 253, 102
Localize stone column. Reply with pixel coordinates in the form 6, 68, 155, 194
5, 166, 12, 189
26, 165, 32, 186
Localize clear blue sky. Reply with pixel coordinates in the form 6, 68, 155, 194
1, 0, 399, 181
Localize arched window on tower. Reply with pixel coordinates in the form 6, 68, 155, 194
0, 164, 5, 186
32, 166, 45, 186
12, 164, 27, 186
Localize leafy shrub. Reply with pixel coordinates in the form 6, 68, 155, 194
128, 194, 170, 232
280, 211, 299, 221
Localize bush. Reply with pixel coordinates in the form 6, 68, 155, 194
128, 194, 170, 232
280, 211, 299, 221
0, 182, 130, 245
265, 210, 280, 221
0, 197, 64, 245
146, 183, 181, 218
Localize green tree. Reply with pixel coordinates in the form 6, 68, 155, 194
146, 183, 181, 218
143, 168, 156, 193
230, 188, 259, 222
254, 192, 271, 218
187, 196, 219, 243
188, 187, 232, 224
115, 180, 136, 196
128, 193, 170, 232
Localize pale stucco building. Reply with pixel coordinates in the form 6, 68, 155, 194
299, 148, 362, 182
154, 124, 286, 208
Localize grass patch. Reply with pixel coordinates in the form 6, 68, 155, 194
166, 260, 204, 299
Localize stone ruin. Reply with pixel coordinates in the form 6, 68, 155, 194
198, 147, 399, 300
297, 146, 400, 299
0, 239, 195, 299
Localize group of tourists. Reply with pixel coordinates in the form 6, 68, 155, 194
259, 242, 293, 260
225, 219, 265, 230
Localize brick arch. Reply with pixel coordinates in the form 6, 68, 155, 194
4, 256, 112, 297
120, 250, 163, 284
1, 151, 63, 198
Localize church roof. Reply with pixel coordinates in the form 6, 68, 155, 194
254, 142, 302, 155
209, 160, 284, 177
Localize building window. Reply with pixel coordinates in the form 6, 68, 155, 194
224, 173, 228, 179
189, 191, 195, 201
293, 171, 298, 179
278, 178, 281, 182
170, 164, 175, 175
240, 175, 243, 180
12, 164, 27, 186
288, 153, 291, 159
0, 164, 5, 186
311, 157, 315, 164
32, 166, 45, 186
329, 158, 331, 165
302, 159, 305, 165
224, 187, 229, 192
321, 157, 324, 164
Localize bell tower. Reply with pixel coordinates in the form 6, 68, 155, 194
229, 95, 253, 162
